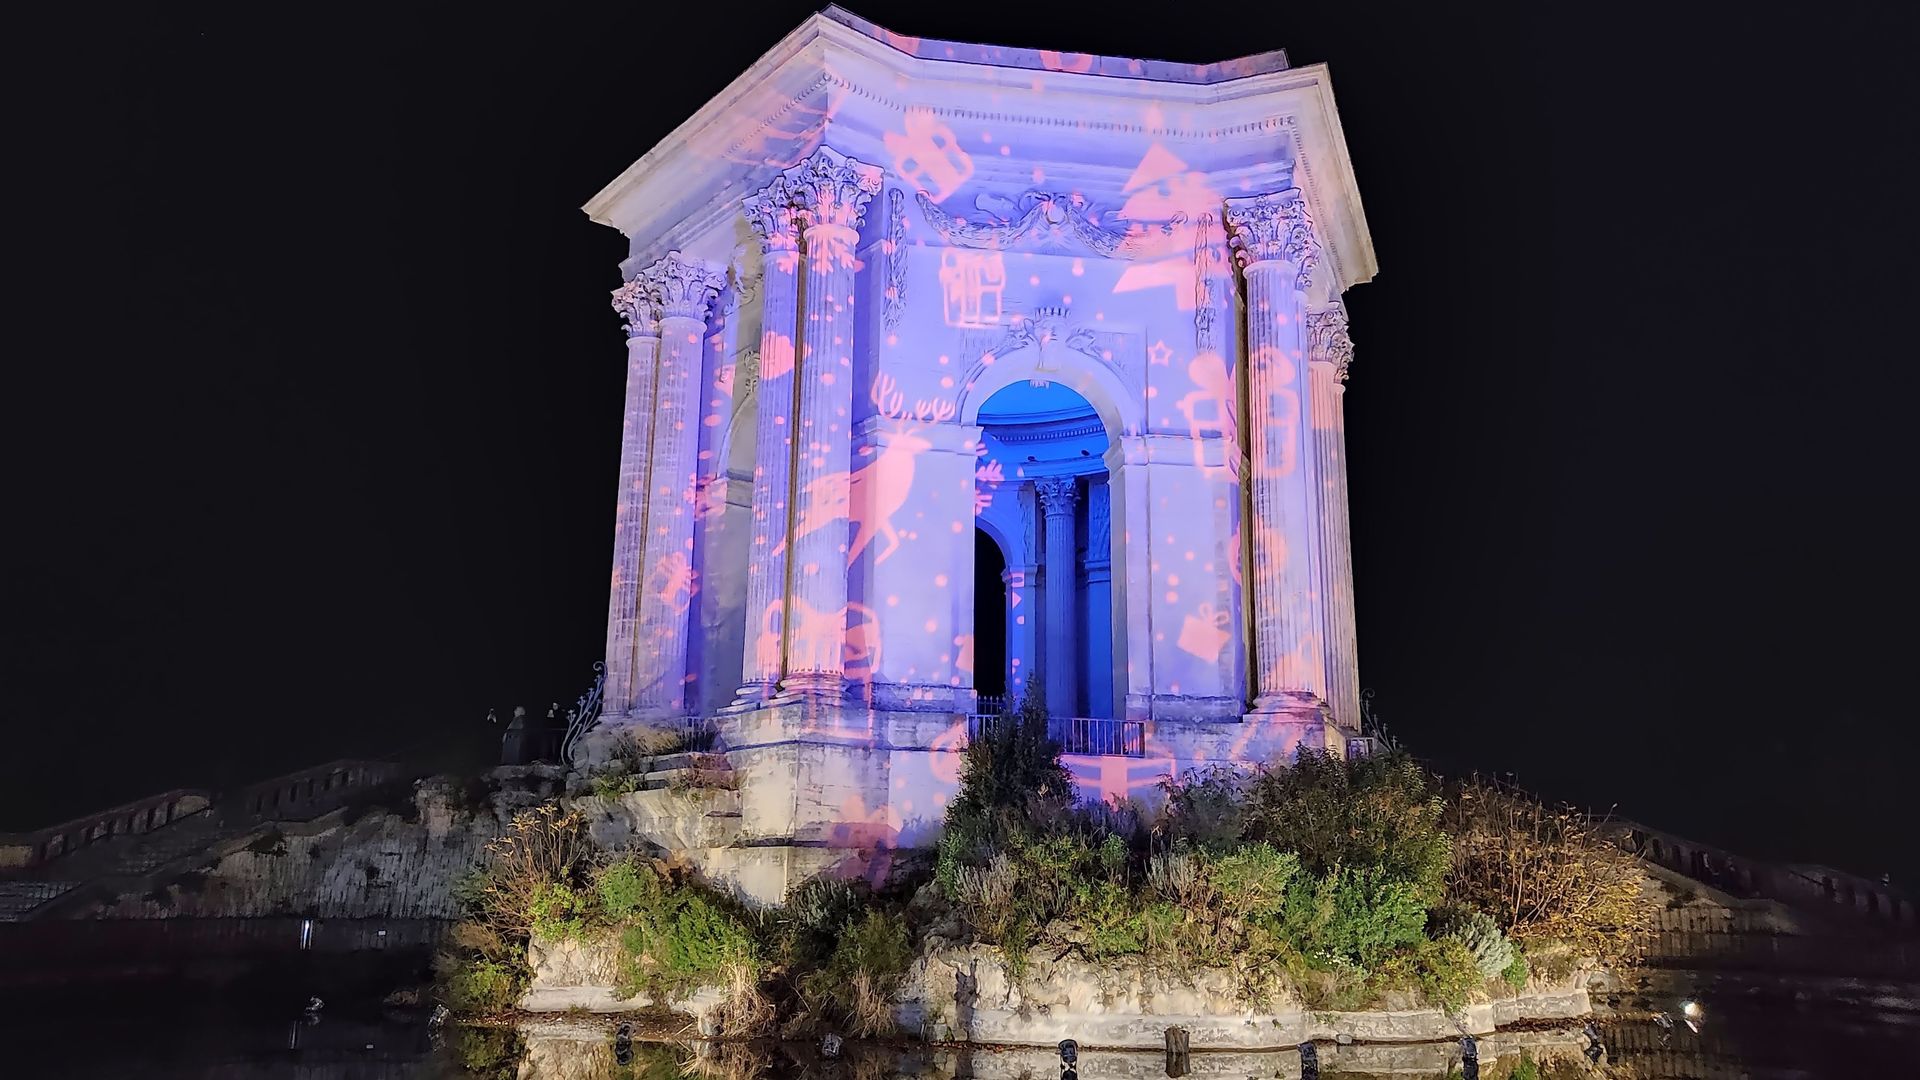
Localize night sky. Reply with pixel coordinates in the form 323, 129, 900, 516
10, 4, 1916, 885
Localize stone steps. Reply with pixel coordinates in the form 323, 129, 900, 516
0, 880, 80, 922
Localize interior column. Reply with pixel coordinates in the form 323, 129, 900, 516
1036, 476, 1079, 717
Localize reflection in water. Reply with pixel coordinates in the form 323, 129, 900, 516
5, 981, 1917, 1077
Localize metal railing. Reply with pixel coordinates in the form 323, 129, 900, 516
964, 710, 1146, 758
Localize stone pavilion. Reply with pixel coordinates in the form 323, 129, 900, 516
582, 7, 1375, 900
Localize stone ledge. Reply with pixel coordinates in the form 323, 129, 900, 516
520, 935, 1592, 1049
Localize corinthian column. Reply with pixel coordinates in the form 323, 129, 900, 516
631, 252, 726, 715
733, 173, 804, 707
604, 277, 662, 718
777, 147, 880, 700
1307, 305, 1360, 729
1035, 476, 1079, 717
1225, 186, 1327, 716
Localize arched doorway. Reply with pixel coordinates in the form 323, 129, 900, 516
973, 381, 1113, 718
973, 528, 1007, 703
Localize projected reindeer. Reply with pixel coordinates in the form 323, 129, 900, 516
786, 373, 954, 566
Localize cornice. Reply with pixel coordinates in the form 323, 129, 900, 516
585, 12, 1376, 292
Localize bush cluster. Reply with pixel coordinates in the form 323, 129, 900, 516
440, 687, 1650, 1030
439, 805, 918, 1036
926, 689, 1612, 1013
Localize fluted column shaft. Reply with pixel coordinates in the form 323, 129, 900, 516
1226, 188, 1326, 713
603, 282, 662, 717
1308, 307, 1361, 728
1037, 477, 1079, 716
734, 181, 803, 705
778, 148, 880, 699
632, 253, 726, 715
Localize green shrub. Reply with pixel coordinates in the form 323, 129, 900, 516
444, 958, 524, 1013
591, 771, 643, 799
1243, 750, 1451, 901
1501, 949, 1531, 991
595, 858, 662, 923
808, 909, 914, 1035
777, 877, 869, 970
618, 887, 759, 999
945, 684, 1075, 851
1283, 866, 1428, 971
1072, 878, 1148, 959
1439, 909, 1517, 980
528, 880, 592, 941
1410, 936, 1482, 1013
450, 1025, 523, 1078
1209, 844, 1300, 921
1158, 766, 1250, 852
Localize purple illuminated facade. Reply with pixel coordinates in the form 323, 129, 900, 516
583, 7, 1375, 901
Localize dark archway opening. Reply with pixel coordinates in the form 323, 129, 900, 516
973, 529, 1007, 700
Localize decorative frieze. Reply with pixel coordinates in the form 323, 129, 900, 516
916, 188, 1174, 260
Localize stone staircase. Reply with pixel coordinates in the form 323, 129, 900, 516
0, 809, 264, 922
0, 759, 411, 921
0, 880, 80, 921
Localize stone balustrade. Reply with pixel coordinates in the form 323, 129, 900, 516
0, 788, 212, 870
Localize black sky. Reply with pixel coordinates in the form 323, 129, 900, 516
9, 3, 1917, 884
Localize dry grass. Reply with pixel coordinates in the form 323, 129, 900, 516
475, 804, 591, 938
1444, 778, 1656, 969
712, 964, 777, 1038
1147, 850, 1218, 910
950, 852, 1020, 938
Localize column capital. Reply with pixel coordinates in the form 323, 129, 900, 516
610, 276, 661, 339
790, 145, 883, 232
1223, 187, 1321, 290
1305, 304, 1356, 381
1034, 475, 1079, 516
742, 174, 802, 253
637, 251, 726, 322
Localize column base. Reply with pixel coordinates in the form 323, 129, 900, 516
1248, 689, 1331, 717
723, 681, 779, 714
773, 672, 847, 705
